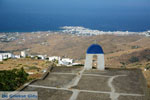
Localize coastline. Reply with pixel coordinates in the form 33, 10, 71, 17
0, 26, 149, 36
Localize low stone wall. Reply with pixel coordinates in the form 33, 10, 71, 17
147, 88, 150, 100
40, 66, 53, 80
16, 66, 53, 91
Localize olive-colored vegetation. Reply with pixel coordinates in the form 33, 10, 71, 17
0, 67, 28, 91
145, 63, 150, 70
120, 62, 126, 69
0, 58, 50, 73
129, 56, 139, 63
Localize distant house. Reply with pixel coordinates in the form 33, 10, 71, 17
145, 31, 150, 37
49, 56, 74, 66
0, 51, 13, 61
14, 55, 21, 59
49, 56, 60, 61
58, 60, 70, 66
61, 58, 73, 64
0, 55, 3, 61
58, 58, 74, 66
21, 51, 27, 58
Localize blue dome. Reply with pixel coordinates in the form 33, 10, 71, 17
87, 44, 104, 54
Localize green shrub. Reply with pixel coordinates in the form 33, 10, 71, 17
131, 46, 140, 49
120, 62, 126, 68
26, 56, 31, 58
3, 58, 8, 61
0, 67, 28, 91
120, 62, 126, 65
145, 64, 150, 70
129, 56, 139, 63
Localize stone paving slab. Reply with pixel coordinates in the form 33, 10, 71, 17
51, 66, 82, 73
113, 69, 146, 94
76, 92, 111, 100
22, 67, 148, 100
83, 69, 120, 76
118, 95, 145, 100
23, 87, 72, 100
75, 75, 111, 92
83, 69, 141, 76
32, 74, 76, 87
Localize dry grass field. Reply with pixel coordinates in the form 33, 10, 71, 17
0, 33, 147, 59
0, 58, 51, 79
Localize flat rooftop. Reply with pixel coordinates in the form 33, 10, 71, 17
23, 66, 149, 100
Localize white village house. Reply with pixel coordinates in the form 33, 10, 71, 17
58, 58, 74, 66
49, 56, 60, 61
0, 55, 3, 61
0, 50, 76, 66
49, 56, 74, 66
21, 51, 27, 58
0, 50, 28, 61
0, 51, 13, 61
145, 31, 150, 37
14, 55, 21, 59
61, 58, 73, 64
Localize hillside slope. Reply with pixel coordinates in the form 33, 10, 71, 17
0, 32, 150, 88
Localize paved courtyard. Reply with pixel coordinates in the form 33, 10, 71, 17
23, 66, 148, 100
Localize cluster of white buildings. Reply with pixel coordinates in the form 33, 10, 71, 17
0, 51, 79, 66
48, 56, 80, 66
0, 51, 27, 61
0, 52, 12, 61
61, 26, 150, 36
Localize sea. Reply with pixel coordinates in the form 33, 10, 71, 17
0, 0, 150, 32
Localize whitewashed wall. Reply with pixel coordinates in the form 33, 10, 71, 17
0, 55, 3, 61
84, 54, 105, 70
